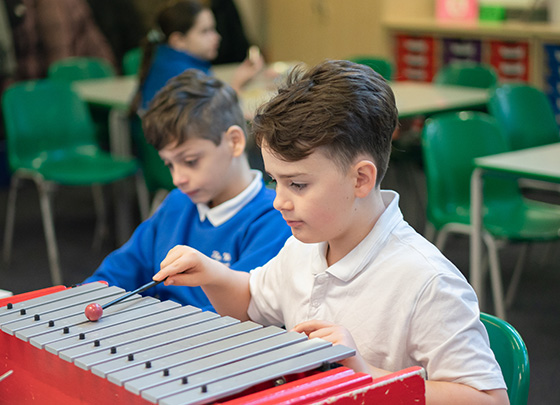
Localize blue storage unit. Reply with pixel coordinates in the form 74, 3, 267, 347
543, 43, 560, 125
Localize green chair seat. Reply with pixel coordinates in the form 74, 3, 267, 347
25, 152, 137, 185
430, 198, 560, 241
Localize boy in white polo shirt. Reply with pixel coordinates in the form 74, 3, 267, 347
154, 60, 509, 404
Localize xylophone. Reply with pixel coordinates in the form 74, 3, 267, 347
0, 282, 426, 404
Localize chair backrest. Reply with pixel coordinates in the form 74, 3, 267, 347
47, 57, 116, 82
2, 80, 97, 171
481, 312, 530, 405
130, 115, 174, 194
433, 61, 499, 89
421, 111, 521, 228
123, 47, 142, 76
488, 84, 560, 151
348, 56, 393, 81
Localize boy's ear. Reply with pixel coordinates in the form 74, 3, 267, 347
353, 160, 377, 198
224, 125, 246, 157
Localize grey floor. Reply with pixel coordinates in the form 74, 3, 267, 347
0, 164, 559, 404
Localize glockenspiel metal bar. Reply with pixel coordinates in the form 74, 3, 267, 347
97, 320, 260, 380
0, 282, 107, 319
44, 301, 185, 355
110, 324, 285, 388
140, 336, 331, 402
159, 344, 355, 405
61, 309, 218, 363
29, 296, 162, 349
126, 329, 306, 396
0, 286, 125, 331
79, 315, 241, 372
15, 295, 151, 342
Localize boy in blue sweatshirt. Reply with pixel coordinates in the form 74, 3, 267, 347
84, 69, 291, 311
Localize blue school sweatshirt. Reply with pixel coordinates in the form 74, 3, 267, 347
141, 45, 212, 110
84, 185, 291, 311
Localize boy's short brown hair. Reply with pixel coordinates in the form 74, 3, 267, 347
253, 59, 398, 185
142, 69, 246, 150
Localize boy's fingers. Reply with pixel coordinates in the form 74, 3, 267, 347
292, 320, 332, 335
159, 245, 187, 267
154, 245, 193, 281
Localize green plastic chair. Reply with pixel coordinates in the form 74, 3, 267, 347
2, 80, 140, 285
433, 61, 499, 89
422, 111, 560, 319
123, 47, 142, 76
481, 312, 530, 405
47, 57, 117, 150
488, 83, 560, 151
131, 115, 174, 218
348, 56, 393, 81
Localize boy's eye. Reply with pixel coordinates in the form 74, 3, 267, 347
290, 182, 307, 190
185, 159, 198, 167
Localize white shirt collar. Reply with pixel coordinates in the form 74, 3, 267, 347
321, 190, 402, 281
196, 170, 263, 226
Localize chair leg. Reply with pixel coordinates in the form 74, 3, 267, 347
36, 180, 63, 286
477, 249, 490, 311
3, 175, 21, 264
91, 184, 109, 251
434, 228, 449, 251
423, 222, 436, 243
483, 234, 506, 320
150, 189, 170, 217
505, 243, 529, 309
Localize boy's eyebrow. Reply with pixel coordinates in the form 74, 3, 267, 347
165, 150, 203, 160
268, 172, 307, 179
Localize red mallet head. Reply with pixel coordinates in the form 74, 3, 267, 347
85, 303, 103, 322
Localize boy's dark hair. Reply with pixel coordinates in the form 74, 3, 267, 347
142, 69, 246, 150
253, 59, 398, 186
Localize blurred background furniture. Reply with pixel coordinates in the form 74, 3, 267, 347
488, 83, 560, 151
1, 79, 140, 285
122, 47, 142, 76
433, 61, 499, 89
47, 57, 117, 150
422, 111, 560, 319
348, 55, 393, 80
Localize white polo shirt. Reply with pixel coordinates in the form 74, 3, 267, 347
248, 190, 506, 391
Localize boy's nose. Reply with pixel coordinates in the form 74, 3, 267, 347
273, 190, 293, 212
171, 169, 189, 187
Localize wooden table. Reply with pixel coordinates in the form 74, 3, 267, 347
469, 143, 560, 318
392, 81, 489, 118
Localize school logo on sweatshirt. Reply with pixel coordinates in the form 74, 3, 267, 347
211, 251, 232, 267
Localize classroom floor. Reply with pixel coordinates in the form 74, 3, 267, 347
0, 166, 559, 404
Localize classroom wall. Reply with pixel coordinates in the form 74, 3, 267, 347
260, 0, 434, 65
